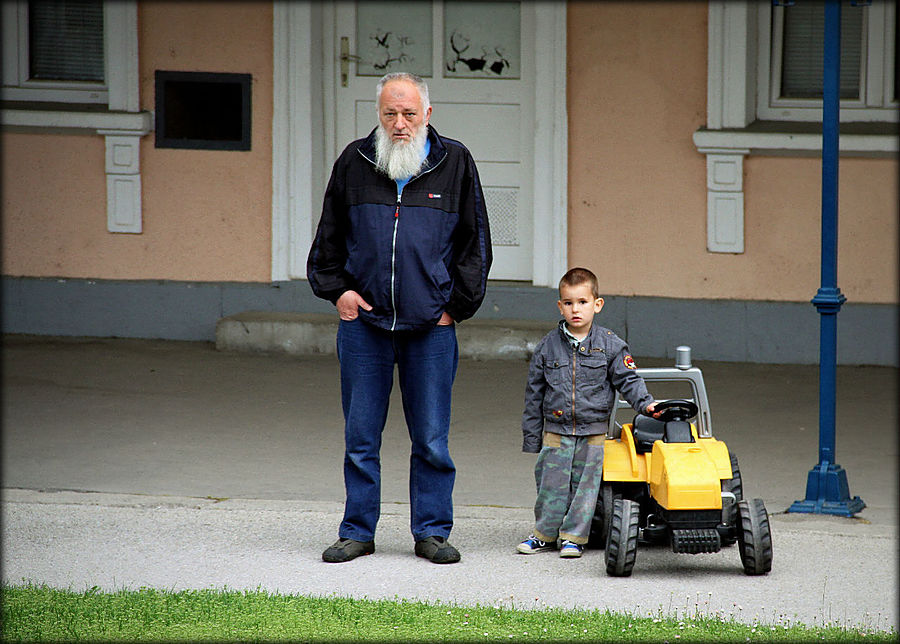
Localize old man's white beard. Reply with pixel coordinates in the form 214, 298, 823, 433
375, 124, 428, 180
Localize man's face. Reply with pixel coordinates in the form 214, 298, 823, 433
378, 80, 431, 145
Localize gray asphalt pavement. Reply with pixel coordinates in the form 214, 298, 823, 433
2, 335, 897, 631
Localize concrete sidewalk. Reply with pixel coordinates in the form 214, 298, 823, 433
2, 335, 897, 631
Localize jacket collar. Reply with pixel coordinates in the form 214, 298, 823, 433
357, 124, 447, 177
557, 319, 604, 350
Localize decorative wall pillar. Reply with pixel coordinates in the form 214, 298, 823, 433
99, 131, 143, 233
700, 148, 749, 253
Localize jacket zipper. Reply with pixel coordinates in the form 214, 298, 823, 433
390, 193, 401, 331
386, 155, 447, 332
571, 343, 577, 432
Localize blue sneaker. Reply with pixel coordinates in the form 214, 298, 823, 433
559, 540, 584, 558
517, 535, 554, 554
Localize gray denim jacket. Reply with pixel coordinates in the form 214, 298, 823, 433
521, 321, 654, 453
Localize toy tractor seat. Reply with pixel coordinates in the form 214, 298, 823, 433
631, 414, 695, 454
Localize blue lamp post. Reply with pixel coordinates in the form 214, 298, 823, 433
786, 0, 865, 516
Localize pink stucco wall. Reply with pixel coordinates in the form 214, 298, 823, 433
137, 1, 273, 281
2, 133, 106, 276
566, 1, 898, 304
1, 1, 273, 282
3, 2, 896, 304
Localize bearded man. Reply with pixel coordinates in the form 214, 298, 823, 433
307, 72, 492, 564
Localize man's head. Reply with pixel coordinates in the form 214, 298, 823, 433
374, 72, 433, 180
557, 267, 604, 337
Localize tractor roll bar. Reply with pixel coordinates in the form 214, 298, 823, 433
613, 346, 713, 438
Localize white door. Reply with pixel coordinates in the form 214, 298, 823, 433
330, 1, 535, 281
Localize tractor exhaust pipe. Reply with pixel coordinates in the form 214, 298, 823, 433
675, 345, 692, 370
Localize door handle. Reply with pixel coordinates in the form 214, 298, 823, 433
340, 36, 362, 87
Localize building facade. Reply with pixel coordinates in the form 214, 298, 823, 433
2, 1, 897, 365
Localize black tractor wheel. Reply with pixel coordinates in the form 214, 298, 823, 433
605, 498, 640, 577
737, 498, 773, 575
720, 451, 743, 546
722, 451, 743, 501
589, 483, 619, 548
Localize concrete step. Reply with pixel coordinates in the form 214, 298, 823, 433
215, 311, 549, 360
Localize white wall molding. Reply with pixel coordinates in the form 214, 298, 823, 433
700, 0, 758, 254
0, 108, 151, 133
694, 127, 900, 157
271, 1, 292, 281
699, 149, 749, 253
98, 130, 144, 233
531, 1, 568, 286
706, 0, 757, 130
104, 2, 140, 112
101, 0, 145, 234
271, 1, 320, 281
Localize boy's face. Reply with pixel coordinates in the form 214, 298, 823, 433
557, 282, 604, 336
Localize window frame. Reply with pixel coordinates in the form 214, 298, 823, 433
1, 0, 110, 105
694, 0, 898, 255
0, 0, 146, 234
758, 0, 898, 123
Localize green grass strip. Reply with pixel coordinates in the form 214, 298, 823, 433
1, 584, 895, 642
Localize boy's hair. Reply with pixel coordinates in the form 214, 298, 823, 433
559, 267, 600, 299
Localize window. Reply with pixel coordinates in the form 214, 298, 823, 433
694, 0, 898, 254
1, 0, 108, 104
759, 0, 897, 122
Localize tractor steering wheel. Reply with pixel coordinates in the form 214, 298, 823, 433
652, 399, 699, 423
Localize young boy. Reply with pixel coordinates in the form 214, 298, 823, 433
518, 267, 657, 558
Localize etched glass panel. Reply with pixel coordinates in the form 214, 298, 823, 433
355, 1, 432, 77
444, 1, 520, 79
484, 187, 519, 246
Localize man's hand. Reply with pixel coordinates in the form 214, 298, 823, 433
646, 401, 659, 418
336, 290, 373, 321
437, 311, 454, 326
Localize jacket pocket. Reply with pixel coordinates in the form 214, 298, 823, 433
577, 356, 611, 414
544, 358, 570, 387
577, 355, 607, 379
541, 359, 570, 422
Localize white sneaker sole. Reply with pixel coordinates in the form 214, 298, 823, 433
559, 549, 583, 558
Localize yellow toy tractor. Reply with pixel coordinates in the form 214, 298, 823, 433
591, 347, 773, 577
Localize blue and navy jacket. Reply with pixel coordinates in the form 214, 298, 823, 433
307, 125, 492, 331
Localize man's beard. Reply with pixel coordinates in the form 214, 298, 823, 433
375, 124, 428, 180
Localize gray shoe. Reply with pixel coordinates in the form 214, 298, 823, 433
322, 538, 374, 563
414, 536, 460, 564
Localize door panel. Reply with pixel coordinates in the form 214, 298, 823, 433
335, 0, 533, 281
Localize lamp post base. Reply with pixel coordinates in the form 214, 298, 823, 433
788, 462, 865, 517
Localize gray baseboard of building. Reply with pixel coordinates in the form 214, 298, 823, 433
2, 276, 897, 366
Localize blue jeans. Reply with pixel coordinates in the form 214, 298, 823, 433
336, 318, 459, 542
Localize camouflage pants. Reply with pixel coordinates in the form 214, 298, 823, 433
532, 432, 605, 545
